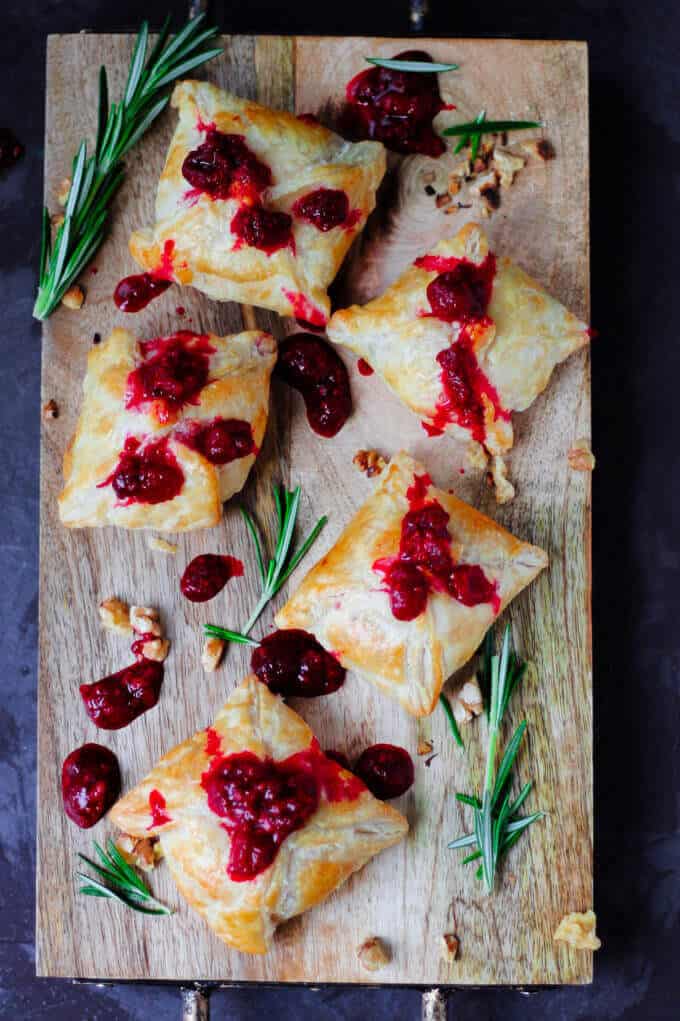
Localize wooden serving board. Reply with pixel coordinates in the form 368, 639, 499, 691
37, 35, 592, 985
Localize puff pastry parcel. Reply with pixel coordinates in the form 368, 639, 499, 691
276, 451, 547, 716
327, 223, 590, 476
110, 674, 408, 953
59, 327, 276, 531
128, 81, 386, 326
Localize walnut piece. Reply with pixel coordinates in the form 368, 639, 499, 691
202, 637, 225, 673
417, 739, 434, 757
42, 399, 59, 420
50, 211, 65, 229
435, 192, 452, 208
61, 285, 84, 310
493, 147, 527, 189
521, 138, 555, 161
353, 449, 387, 478
357, 937, 390, 972
490, 455, 516, 504
452, 676, 484, 725
441, 933, 459, 961
148, 536, 178, 555
116, 834, 162, 872
139, 637, 170, 663
57, 177, 71, 205
568, 439, 596, 472
98, 597, 132, 635
129, 605, 162, 637
554, 910, 601, 951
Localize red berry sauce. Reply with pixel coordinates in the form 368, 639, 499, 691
251, 629, 345, 698
357, 358, 374, 376
176, 417, 256, 465
354, 743, 414, 800
0, 128, 24, 171
114, 240, 177, 313
80, 659, 164, 730
231, 205, 293, 255
125, 332, 214, 423
342, 50, 449, 157
61, 743, 121, 828
292, 188, 361, 232
416, 252, 510, 444
182, 130, 272, 203
147, 788, 172, 829
324, 749, 351, 771
180, 554, 244, 602
275, 333, 351, 437
99, 436, 184, 505
281, 289, 327, 328
201, 739, 364, 881
373, 472, 499, 621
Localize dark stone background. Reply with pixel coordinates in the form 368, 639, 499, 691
2, 0, 678, 1017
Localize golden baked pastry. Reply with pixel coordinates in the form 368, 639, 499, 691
110, 674, 408, 954
276, 451, 547, 716
128, 80, 386, 326
58, 327, 276, 531
327, 222, 589, 465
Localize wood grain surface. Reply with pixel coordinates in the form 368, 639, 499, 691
37, 34, 592, 985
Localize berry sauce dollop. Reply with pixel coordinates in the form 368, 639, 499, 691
61, 743, 121, 828
415, 252, 510, 443
80, 659, 164, 730
275, 333, 351, 437
373, 472, 499, 621
180, 554, 244, 602
176, 417, 256, 465
251, 629, 346, 698
125, 332, 214, 423
342, 50, 449, 157
354, 743, 414, 800
201, 739, 364, 881
147, 788, 172, 829
231, 205, 293, 255
292, 188, 360, 232
99, 436, 184, 505
114, 240, 177, 313
182, 130, 272, 202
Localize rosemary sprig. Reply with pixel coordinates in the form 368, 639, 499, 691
439, 692, 464, 748
205, 485, 327, 645
77, 839, 172, 916
448, 624, 544, 893
33, 14, 222, 321
365, 57, 459, 73
442, 111, 542, 159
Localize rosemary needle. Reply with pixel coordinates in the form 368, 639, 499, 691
78, 839, 172, 916
365, 57, 459, 73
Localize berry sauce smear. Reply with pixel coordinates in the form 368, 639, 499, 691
354, 744, 414, 800
182, 130, 272, 202
61, 743, 121, 828
125, 332, 214, 423
99, 437, 184, 505
342, 50, 450, 157
80, 659, 164, 730
275, 333, 352, 437
180, 554, 244, 603
292, 188, 360, 232
231, 205, 293, 255
251, 629, 345, 697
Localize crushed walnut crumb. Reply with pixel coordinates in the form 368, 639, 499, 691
521, 138, 556, 161
493, 147, 527, 189
138, 637, 170, 663
417, 739, 434, 757
441, 933, 459, 961
50, 212, 65, 229
61, 285, 84, 310
202, 636, 225, 673
148, 536, 178, 555
568, 439, 596, 472
554, 910, 601, 951
489, 455, 516, 504
57, 177, 71, 205
452, 676, 484, 725
116, 834, 163, 872
42, 399, 59, 420
353, 449, 387, 478
130, 605, 162, 637
357, 937, 390, 972
98, 597, 132, 635
435, 192, 452, 208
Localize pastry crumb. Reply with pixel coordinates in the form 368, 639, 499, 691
489, 455, 515, 504
417, 739, 434, 757
61, 285, 84, 310
99, 597, 132, 635
202, 637, 225, 673
357, 937, 390, 972
138, 637, 170, 662
57, 177, 71, 205
130, 605, 162, 637
568, 439, 595, 472
493, 147, 526, 189
353, 449, 387, 478
441, 933, 459, 961
554, 910, 601, 951
42, 399, 59, 420
148, 536, 178, 555
116, 834, 162, 872
452, 676, 484, 725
